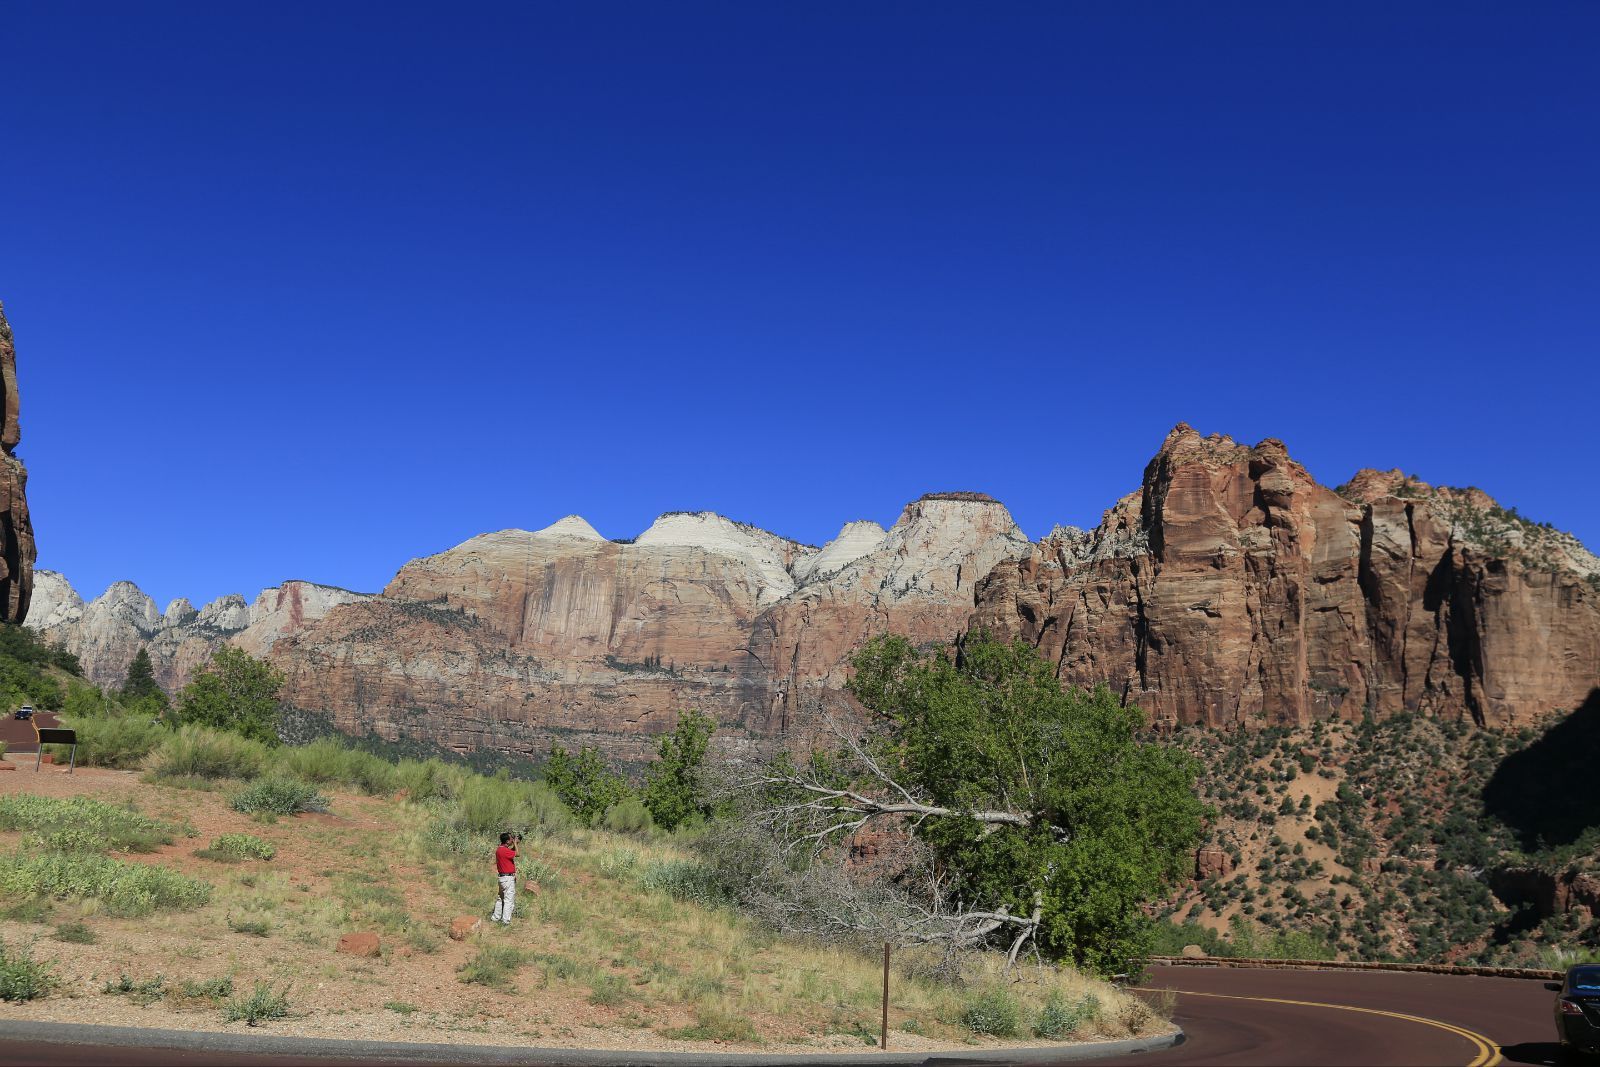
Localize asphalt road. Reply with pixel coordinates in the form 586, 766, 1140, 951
0, 965, 1565, 1066
1125, 964, 1558, 1066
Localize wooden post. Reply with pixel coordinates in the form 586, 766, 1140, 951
881, 941, 890, 1050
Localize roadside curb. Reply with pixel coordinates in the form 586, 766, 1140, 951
0, 1020, 1183, 1065
1149, 955, 1561, 981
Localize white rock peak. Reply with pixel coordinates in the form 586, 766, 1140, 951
793, 520, 888, 585
25, 570, 85, 631
635, 512, 807, 604
535, 515, 605, 541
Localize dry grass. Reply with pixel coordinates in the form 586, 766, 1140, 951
0, 760, 1168, 1052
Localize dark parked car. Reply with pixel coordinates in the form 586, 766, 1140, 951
1550, 964, 1600, 1056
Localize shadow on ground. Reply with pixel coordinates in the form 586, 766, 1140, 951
1483, 689, 1600, 853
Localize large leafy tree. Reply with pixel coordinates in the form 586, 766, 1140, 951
543, 743, 632, 825
761, 634, 1208, 974
642, 709, 718, 831
173, 646, 284, 744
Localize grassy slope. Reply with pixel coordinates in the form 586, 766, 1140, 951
0, 763, 1161, 1051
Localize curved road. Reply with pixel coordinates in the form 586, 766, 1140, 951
0, 965, 1564, 1066
1126, 965, 1558, 1066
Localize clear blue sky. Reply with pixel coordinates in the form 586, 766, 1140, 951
4, 4, 1597, 609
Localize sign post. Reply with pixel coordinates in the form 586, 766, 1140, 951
881, 942, 890, 1050
34, 727, 77, 774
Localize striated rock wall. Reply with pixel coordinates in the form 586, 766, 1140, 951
267, 499, 1031, 765
970, 425, 1600, 728
0, 302, 35, 623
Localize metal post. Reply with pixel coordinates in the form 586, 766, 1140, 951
68, 743, 76, 774
881, 941, 890, 1050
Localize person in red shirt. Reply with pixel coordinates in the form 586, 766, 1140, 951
490, 831, 518, 925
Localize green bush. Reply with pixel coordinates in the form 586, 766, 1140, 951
150, 725, 269, 782
637, 860, 725, 906
0, 794, 174, 853
599, 796, 655, 835
0, 940, 56, 1002
223, 981, 290, 1025
457, 943, 527, 990
52, 921, 96, 944
103, 973, 167, 1005
210, 833, 276, 861
67, 713, 165, 769
229, 777, 329, 816
961, 987, 1020, 1037
0, 850, 212, 916
394, 758, 461, 801
227, 916, 272, 937
458, 774, 570, 836
1034, 991, 1098, 1038
278, 739, 399, 795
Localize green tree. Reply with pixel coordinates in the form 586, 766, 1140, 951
763, 634, 1207, 975
172, 647, 284, 744
542, 743, 631, 825
641, 709, 718, 831
119, 648, 169, 716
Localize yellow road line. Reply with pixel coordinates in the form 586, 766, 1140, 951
1169, 988, 1504, 1067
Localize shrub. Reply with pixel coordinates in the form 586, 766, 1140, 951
394, 758, 460, 802
52, 921, 96, 944
1034, 991, 1098, 1038
103, 973, 167, 1005
230, 777, 329, 816
223, 981, 290, 1025
385, 1000, 419, 1015
637, 860, 725, 906
961, 987, 1020, 1037
173, 647, 283, 745
0, 940, 56, 1002
68, 714, 165, 769
599, 796, 655, 835
457, 944, 527, 990
278, 739, 399, 795
174, 977, 232, 1006
150, 726, 269, 782
0, 794, 173, 853
210, 833, 276, 861
0, 850, 212, 917
227, 916, 272, 937
457, 774, 570, 836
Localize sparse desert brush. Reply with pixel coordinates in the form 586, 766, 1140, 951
223, 981, 290, 1025
393, 757, 462, 801
0, 850, 212, 917
637, 858, 726, 906
150, 726, 270, 782
457, 943, 528, 990
0, 940, 56, 1002
51, 920, 96, 945
208, 833, 277, 861
0, 794, 174, 853
229, 777, 329, 816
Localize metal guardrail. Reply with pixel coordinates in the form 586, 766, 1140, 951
1148, 954, 1562, 981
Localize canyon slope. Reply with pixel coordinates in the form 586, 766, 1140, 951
970, 424, 1600, 728
0, 302, 35, 623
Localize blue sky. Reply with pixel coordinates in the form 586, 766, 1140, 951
3, 4, 1597, 608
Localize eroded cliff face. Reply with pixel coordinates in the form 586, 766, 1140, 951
27, 571, 371, 691
969, 425, 1600, 728
267, 499, 1031, 765
0, 302, 36, 623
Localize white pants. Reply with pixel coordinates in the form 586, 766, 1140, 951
491, 875, 516, 923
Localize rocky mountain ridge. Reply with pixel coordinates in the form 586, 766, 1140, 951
28, 571, 371, 692
28, 426, 1600, 765
970, 424, 1600, 728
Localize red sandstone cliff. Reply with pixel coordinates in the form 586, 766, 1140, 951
969, 425, 1600, 728
0, 302, 35, 624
